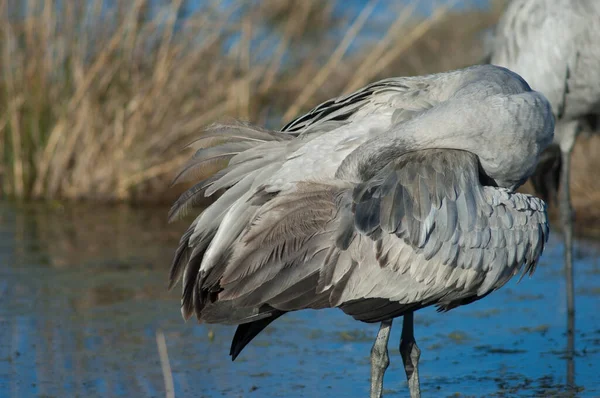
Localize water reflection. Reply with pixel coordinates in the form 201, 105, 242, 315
2, 202, 186, 270
1, 202, 599, 397
1, 202, 186, 397
567, 292, 575, 392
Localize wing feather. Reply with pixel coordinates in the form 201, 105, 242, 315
342, 149, 549, 316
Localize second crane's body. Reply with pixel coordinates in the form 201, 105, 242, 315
491, 0, 600, 156
490, 0, 600, 221
489, 1, 600, 388
490, 0, 600, 373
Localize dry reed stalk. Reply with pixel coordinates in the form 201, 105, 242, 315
154, 0, 183, 87
1, 1, 24, 198
156, 330, 175, 398
365, 0, 458, 85
237, 16, 253, 121
343, 1, 418, 94
258, 1, 313, 94
32, 0, 147, 197
282, 0, 378, 122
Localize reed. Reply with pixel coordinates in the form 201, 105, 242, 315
0, 0, 507, 203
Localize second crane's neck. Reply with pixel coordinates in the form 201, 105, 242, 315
337, 90, 554, 191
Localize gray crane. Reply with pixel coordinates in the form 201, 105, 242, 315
168, 64, 554, 398
488, 1, 600, 386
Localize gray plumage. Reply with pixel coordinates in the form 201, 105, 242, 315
168, 64, 554, 397
488, 0, 600, 204
490, 0, 600, 156
489, 2, 600, 388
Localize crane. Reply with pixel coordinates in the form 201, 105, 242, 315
488, 0, 600, 387
168, 64, 554, 398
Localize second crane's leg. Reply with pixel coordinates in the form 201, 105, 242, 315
400, 311, 421, 398
370, 319, 392, 398
560, 146, 576, 388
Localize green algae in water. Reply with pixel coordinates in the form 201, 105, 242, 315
446, 331, 471, 343
474, 345, 527, 354
512, 324, 550, 335
336, 329, 372, 342
576, 286, 600, 296
469, 308, 502, 318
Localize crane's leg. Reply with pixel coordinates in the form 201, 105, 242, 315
400, 311, 421, 398
560, 145, 576, 389
370, 319, 392, 398
557, 119, 579, 389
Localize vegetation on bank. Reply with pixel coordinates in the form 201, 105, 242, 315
1, 0, 598, 231
0, 0, 501, 201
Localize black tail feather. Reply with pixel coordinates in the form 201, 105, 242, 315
230, 310, 286, 361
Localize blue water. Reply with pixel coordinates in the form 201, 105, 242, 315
0, 203, 599, 397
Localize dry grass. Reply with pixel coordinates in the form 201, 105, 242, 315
0, 0, 508, 203
0, 0, 336, 201
1, 0, 598, 231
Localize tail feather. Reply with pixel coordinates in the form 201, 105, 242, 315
168, 219, 198, 289
184, 121, 292, 151
181, 232, 215, 320
168, 179, 215, 223
168, 123, 290, 223
171, 142, 255, 187
230, 310, 286, 361
205, 154, 282, 197
169, 121, 294, 321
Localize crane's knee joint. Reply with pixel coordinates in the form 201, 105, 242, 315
400, 339, 421, 377
370, 346, 390, 370
410, 343, 421, 361
400, 338, 417, 355
371, 343, 388, 358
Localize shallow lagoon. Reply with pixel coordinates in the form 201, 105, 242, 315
0, 203, 599, 397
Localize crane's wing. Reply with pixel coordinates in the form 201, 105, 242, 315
281, 77, 436, 134
180, 149, 548, 326
328, 149, 549, 322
